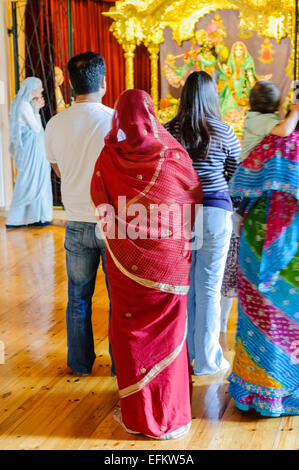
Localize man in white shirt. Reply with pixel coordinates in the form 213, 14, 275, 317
45, 52, 115, 376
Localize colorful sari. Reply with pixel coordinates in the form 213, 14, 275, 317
228, 131, 299, 417
91, 89, 202, 438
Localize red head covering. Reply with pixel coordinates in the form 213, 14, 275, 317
91, 89, 202, 293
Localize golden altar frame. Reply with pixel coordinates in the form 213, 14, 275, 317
103, 0, 297, 110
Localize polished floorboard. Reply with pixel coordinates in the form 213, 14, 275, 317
0, 218, 298, 450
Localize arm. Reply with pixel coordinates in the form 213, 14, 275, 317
271, 103, 299, 137
19, 101, 42, 133
236, 197, 250, 216
232, 198, 250, 236
51, 163, 61, 178
224, 126, 241, 180
44, 119, 59, 174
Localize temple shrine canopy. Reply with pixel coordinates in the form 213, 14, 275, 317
104, 0, 296, 47
103, 0, 298, 133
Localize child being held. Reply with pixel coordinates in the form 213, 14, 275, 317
222, 83, 299, 333
239, 80, 299, 163
233, 81, 299, 236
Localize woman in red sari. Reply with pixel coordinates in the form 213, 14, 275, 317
91, 89, 202, 439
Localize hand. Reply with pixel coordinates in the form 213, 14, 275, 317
232, 212, 242, 237
32, 96, 45, 112
290, 100, 299, 112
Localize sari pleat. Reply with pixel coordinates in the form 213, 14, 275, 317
228, 132, 299, 417
107, 252, 192, 438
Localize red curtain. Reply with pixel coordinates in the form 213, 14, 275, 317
25, 0, 67, 206
72, 0, 126, 108
71, 0, 151, 107
49, 1, 70, 104
25, 0, 58, 122
24, 0, 152, 204
25, 0, 151, 109
134, 44, 151, 97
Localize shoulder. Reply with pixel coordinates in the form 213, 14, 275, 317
263, 112, 281, 124
19, 100, 33, 115
45, 104, 82, 130
164, 145, 190, 166
45, 111, 63, 134
82, 103, 114, 129
208, 118, 237, 140
208, 117, 231, 134
164, 117, 179, 127
19, 100, 32, 110
164, 118, 180, 137
97, 103, 114, 117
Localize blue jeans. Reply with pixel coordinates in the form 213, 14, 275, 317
187, 207, 232, 375
64, 221, 115, 375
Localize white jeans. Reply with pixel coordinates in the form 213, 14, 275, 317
187, 206, 232, 375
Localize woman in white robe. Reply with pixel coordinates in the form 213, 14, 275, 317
6, 77, 53, 228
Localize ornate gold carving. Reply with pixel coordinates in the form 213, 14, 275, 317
147, 42, 160, 111
103, 0, 297, 105
104, 0, 296, 44
122, 42, 136, 89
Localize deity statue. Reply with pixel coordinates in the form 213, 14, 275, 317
163, 13, 228, 88
219, 41, 256, 110
54, 66, 66, 113
161, 17, 272, 136
218, 41, 272, 130
163, 31, 217, 88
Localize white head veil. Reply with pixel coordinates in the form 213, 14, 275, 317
9, 77, 42, 165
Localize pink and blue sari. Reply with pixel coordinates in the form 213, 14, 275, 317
228, 131, 299, 417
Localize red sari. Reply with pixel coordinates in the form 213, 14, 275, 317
91, 89, 202, 439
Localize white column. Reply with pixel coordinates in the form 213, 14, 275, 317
0, 0, 13, 210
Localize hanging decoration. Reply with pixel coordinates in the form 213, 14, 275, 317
259, 38, 275, 63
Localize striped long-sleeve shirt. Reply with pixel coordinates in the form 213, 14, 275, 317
164, 117, 241, 211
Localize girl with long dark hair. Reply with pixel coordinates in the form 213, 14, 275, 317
165, 71, 241, 375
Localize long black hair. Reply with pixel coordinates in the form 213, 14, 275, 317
170, 71, 221, 161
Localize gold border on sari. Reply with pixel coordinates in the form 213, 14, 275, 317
126, 96, 166, 208
104, 235, 189, 295
118, 319, 188, 399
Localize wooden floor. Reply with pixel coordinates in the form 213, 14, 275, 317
0, 217, 298, 451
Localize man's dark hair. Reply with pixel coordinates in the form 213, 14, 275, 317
67, 51, 105, 95
249, 81, 281, 114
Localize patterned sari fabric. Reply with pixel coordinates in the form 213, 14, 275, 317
228, 132, 299, 417
91, 89, 202, 438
